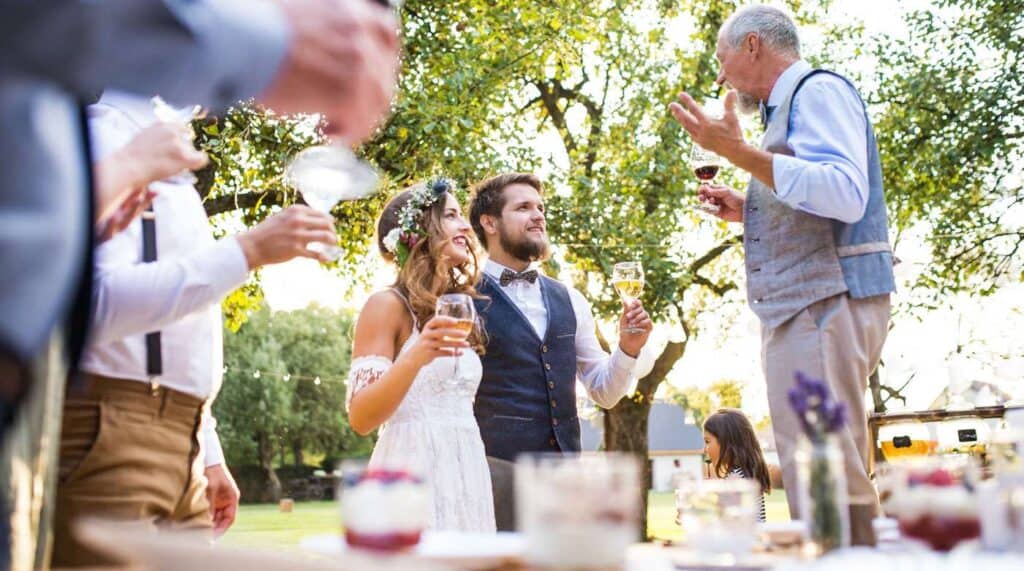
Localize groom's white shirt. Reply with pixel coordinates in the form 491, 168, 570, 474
483, 260, 636, 409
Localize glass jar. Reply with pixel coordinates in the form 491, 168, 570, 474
796, 436, 851, 554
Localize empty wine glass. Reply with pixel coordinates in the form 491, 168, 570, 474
611, 261, 644, 333
435, 293, 476, 387
284, 144, 379, 261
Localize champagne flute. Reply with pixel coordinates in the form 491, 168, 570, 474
284, 144, 379, 261
611, 261, 644, 333
435, 293, 476, 388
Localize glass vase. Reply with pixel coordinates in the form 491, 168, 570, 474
796, 435, 850, 554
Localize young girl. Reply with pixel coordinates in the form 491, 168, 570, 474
345, 178, 495, 532
703, 408, 771, 522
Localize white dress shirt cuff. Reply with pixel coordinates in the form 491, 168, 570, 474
610, 346, 638, 374
200, 237, 251, 296
168, 0, 290, 110
201, 413, 225, 467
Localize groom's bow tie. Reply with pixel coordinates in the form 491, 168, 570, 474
759, 101, 777, 127
499, 268, 539, 287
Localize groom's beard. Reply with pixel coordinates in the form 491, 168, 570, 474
736, 90, 761, 115
498, 225, 549, 263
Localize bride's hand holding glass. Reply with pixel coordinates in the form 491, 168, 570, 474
405, 315, 471, 368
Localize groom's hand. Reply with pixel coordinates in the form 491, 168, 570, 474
618, 299, 652, 357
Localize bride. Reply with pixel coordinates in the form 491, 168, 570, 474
345, 178, 496, 532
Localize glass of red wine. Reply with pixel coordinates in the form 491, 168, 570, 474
690, 144, 722, 214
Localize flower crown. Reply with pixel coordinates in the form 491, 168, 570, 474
381, 178, 452, 267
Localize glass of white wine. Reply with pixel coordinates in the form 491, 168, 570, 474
284, 144, 379, 261
611, 261, 644, 333
435, 293, 476, 387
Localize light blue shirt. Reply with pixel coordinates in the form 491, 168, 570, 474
769, 60, 870, 224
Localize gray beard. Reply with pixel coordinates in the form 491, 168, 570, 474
736, 91, 761, 115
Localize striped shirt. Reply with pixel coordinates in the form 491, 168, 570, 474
729, 467, 767, 522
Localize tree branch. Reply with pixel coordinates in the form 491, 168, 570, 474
636, 340, 686, 397
202, 188, 292, 217
533, 79, 577, 156
690, 235, 742, 274
692, 274, 739, 296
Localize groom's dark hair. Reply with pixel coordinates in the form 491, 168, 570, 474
468, 172, 544, 250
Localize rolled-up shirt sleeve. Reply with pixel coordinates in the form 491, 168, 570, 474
569, 288, 637, 409
90, 236, 249, 344
772, 77, 870, 224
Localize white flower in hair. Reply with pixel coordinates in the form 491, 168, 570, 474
382, 227, 402, 254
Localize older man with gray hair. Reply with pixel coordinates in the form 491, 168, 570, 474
670, 4, 895, 545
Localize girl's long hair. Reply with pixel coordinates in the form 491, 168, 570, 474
375, 183, 486, 351
704, 408, 771, 493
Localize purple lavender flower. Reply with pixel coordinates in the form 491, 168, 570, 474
788, 371, 846, 441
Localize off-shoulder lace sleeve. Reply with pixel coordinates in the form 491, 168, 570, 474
345, 355, 394, 412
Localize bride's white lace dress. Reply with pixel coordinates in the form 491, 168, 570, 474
346, 298, 496, 533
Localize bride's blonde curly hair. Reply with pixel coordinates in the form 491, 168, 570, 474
376, 180, 487, 351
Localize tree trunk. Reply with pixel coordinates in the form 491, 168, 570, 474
293, 439, 305, 467
603, 396, 652, 540
258, 433, 282, 501
601, 339, 687, 540
868, 367, 885, 414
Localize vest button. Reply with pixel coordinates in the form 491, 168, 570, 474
552, 418, 559, 427
541, 345, 548, 353
548, 381, 555, 389
544, 363, 551, 371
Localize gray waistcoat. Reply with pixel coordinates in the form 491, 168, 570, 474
744, 69, 896, 329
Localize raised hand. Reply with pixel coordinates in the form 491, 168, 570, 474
406, 315, 472, 367
618, 299, 653, 357
669, 90, 746, 158
263, 0, 400, 144
235, 205, 339, 267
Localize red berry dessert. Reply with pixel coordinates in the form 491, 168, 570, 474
341, 468, 430, 552
886, 467, 980, 551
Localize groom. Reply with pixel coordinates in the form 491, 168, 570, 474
467, 172, 653, 530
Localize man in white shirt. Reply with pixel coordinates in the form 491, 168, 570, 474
467, 172, 653, 530
52, 91, 341, 567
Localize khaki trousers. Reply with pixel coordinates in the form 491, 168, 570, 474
52, 375, 212, 568
761, 293, 890, 544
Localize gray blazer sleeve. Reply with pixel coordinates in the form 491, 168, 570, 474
0, 0, 289, 111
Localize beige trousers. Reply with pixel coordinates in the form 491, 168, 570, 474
761, 293, 891, 541
52, 375, 212, 568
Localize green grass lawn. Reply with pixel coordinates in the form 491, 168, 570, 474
221, 491, 791, 551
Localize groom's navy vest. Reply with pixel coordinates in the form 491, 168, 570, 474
473, 274, 580, 462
